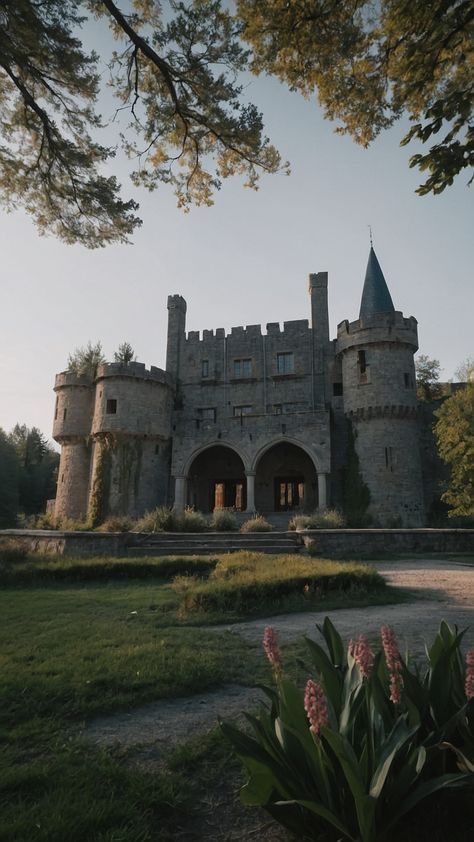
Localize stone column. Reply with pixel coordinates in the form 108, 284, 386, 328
318, 473, 328, 511
245, 472, 256, 513
173, 475, 187, 512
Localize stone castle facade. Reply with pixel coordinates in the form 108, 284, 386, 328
52, 248, 426, 526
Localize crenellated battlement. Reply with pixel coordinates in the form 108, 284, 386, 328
95, 361, 173, 386
337, 311, 418, 355
185, 319, 311, 345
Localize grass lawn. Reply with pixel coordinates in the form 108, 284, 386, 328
0, 550, 420, 841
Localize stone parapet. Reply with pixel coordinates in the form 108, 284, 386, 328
337, 311, 418, 354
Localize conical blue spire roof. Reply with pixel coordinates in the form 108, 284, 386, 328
359, 247, 395, 319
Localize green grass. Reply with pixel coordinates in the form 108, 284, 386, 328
172, 552, 386, 616
0, 551, 412, 841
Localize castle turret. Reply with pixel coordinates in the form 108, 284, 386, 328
337, 248, 424, 526
88, 362, 174, 520
166, 294, 187, 381
52, 372, 94, 521
309, 272, 330, 405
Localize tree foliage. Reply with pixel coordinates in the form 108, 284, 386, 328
0, 1, 472, 248
416, 354, 443, 401
0, 425, 59, 525
67, 340, 106, 377
434, 383, 474, 518
238, 0, 474, 195
0, 0, 282, 247
0, 429, 19, 528
114, 341, 135, 363
455, 356, 474, 382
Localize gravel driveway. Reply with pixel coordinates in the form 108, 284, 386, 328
85, 557, 474, 749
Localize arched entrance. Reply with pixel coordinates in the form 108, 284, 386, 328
186, 445, 247, 512
254, 441, 318, 513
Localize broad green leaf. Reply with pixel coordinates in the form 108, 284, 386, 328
240, 758, 275, 805
386, 772, 472, 832
282, 798, 356, 840
369, 718, 418, 799
322, 728, 376, 842
305, 636, 343, 714
317, 616, 344, 667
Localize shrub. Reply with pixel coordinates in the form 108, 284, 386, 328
179, 507, 208, 532
240, 514, 273, 532
221, 618, 474, 842
134, 507, 178, 533
290, 508, 346, 530
0, 538, 29, 564
134, 507, 208, 533
210, 509, 238, 531
96, 515, 135, 532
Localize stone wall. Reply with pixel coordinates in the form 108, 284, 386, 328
302, 529, 474, 556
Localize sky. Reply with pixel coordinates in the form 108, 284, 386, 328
0, 16, 473, 446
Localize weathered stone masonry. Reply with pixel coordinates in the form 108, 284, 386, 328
52, 248, 428, 526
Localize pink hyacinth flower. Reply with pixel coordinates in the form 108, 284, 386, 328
352, 634, 374, 680
263, 625, 282, 670
381, 625, 404, 704
304, 679, 329, 736
465, 650, 474, 700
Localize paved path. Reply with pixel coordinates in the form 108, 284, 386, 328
85, 558, 474, 749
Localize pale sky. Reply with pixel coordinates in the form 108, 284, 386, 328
0, 53, 473, 446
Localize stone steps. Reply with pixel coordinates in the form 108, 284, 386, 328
125, 530, 302, 556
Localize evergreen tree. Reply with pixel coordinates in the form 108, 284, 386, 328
0, 429, 19, 527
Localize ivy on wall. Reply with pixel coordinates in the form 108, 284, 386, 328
342, 421, 371, 527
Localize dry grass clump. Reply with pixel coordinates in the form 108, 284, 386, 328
240, 514, 273, 532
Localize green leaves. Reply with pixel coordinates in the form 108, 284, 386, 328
221, 618, 474, 842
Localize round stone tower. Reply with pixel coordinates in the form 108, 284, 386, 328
88, 362, 174, 520
53, 371, 94, 521
337, 248, 424, 526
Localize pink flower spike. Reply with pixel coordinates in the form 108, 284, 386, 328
465, 650, 474, 700
352, 634, 374, 680
304, 679, 329, 736
263, 625, 282, 670
381, 625, 404, 704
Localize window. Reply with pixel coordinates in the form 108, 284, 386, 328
333, 382, 343, 396
200, 407, 216, 422
277, 352, 294, 374
234, 405, 252, 417
201, 359, 209, 378
54, 397, 58, 420
358, 350, 368, 383
274, 404, 282, 415
404, 372, 410, 388
234, 358, 252, 377
106, 399, 117, 414
155, 444, 160, 455
385, 446, 394, 472
62, 407, 67, 421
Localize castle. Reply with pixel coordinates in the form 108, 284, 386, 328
52, 247, 426, 527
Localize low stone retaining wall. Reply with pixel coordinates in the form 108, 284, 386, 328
1, 528, 473, 558
300, 528, 474, 556
0, 530, 129, 556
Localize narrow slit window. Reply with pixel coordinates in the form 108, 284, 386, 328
404, 372, 410, 388
54, 397, 58, 420
106, 399, 117, 414
62, 407, 67, 421
385, 446, 394, 471
201, 359, 209, 378
358, 350, 367, 373
333, 382, 343, 396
